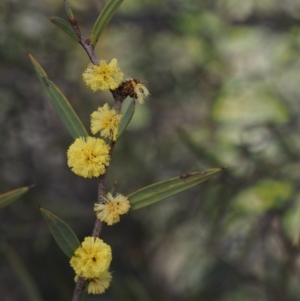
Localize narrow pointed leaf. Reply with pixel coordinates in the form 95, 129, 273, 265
91, 0, 124, 47
40, 207, 80, 258
0, 186, 30, 209
62, 0, 75, 19
128, 168, 224, 210
117, 99, 135, 139
29, 54, 88, 139
2, 244, 44, 301
48, 17, 79, 42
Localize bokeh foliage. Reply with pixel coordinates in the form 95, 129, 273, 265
1, 0, 300, 300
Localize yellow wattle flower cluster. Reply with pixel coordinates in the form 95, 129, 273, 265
91, 103, 122, 141
70, 237, 112, 294
133, 81, 150, 104
94, 193, 131, 225
87, 270, 112, 294
67, 137, 110, 178
82, 59, 123, 91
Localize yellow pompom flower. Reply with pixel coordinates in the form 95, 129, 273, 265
87, 270, 112, 294
133, 82, 150, 104
82, 59, 124, 91
94, 193, 131, 225
67, 137, 110, 178
70, 237, 112, 279
91, 103, 122, 141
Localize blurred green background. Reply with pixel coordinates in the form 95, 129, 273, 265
1, 0, 300, 300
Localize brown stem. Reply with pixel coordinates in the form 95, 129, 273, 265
71, 277, 85, 301
111, 89, 125, 113
91, 174, 107, 237
63, 0, 99, 65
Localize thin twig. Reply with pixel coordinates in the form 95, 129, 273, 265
92, 174, 107, 237
111, 89, 125, 114
71, 277, 85, 301
63, 0, 99, 65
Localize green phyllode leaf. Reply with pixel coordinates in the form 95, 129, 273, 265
128, 168, 224, 210
91, 0, 124, 47
48, 17, 79, 42
62, 0, 75, 20
29, 53, 88, 139
0, 186, 30, 209
117, 99, 136, 139
40, 207, 80, 258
